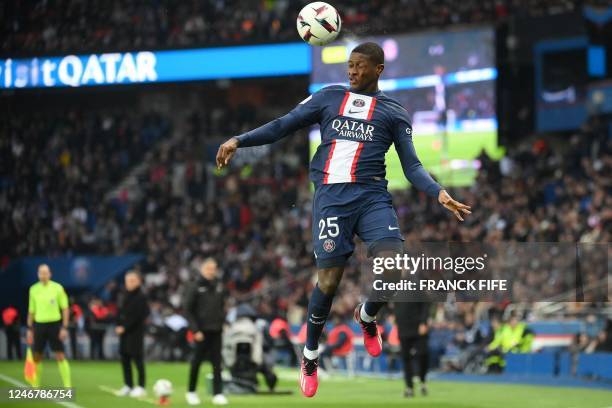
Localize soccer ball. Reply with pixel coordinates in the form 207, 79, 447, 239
296, 2, 341, 46
153, 379, 173, 397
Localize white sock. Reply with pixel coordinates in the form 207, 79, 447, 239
303, 346, 319, 360
360, 305, 376, 323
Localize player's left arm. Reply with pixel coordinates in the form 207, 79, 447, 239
393, 113, 471, 221
27, 287, 35, 344
59, 286, 69, 340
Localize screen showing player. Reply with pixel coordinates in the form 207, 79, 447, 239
309, 27, 503, 189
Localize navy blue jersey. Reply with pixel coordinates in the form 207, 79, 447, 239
235, 85, 442, 197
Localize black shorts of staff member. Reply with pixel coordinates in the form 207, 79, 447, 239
33, 321, 65, 353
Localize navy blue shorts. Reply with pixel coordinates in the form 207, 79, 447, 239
312, 183, 404, 268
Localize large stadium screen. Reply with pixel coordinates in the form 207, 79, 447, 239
309, 27, 503, 189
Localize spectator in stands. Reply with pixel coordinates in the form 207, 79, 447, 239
268, 313, 298, 367
145, 301, 169, 360
593, 319, 612, 352
319, 314, 354, 372
2, 305, 22, 360
440, 312, 488, 373
86, 297, 111, 360
571, 332, 598, 355
163, 308, 190, 361
67, 298, 83, 360
486, 314, 533, 372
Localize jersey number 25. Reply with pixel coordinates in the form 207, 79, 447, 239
318, 217, 339, 239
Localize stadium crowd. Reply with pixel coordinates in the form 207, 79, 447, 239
2, 90, 609, 364
0, 110, 172, 263
1, 0, 579, 55
0, 0, 609, 373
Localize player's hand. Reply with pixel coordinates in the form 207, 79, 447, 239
115, 326, 125, 335
59, 327, 68, 341
216, 137, 239, 169
194, 331, 205, 342
27, 328, 33, 345
438, 190, 471, 221
418, 323, 428, 336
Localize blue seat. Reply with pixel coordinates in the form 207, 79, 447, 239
558, 351, 572, 376
577, 353, 612, 381
505, 353, 556, 375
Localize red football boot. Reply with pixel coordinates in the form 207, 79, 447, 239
354, 303, 382, 357
299, 356, 319, 397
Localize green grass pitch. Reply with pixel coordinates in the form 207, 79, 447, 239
1, 361, 611, 408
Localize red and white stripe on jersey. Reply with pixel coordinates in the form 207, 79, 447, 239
338, 92, 377, 121
323, 139, 364, 184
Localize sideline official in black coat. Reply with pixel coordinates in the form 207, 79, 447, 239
183, 258, 228, 405
115, 271, 150, 396
393, 301, 431, 398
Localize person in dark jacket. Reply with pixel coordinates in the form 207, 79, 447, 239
115, 271, 150, 398
68, 298, 83, 360
393, 302, 430, 398
2, 305, 22, 360
183, 258, 228, 406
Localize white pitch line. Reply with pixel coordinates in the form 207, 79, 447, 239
98, 385, 157, 405
0, 373, 84, 408
97, 385, 120, 396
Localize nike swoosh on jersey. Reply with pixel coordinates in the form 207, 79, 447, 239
388, 226, 399, 230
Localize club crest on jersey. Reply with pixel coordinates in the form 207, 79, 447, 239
323, 239, 336, 253
331, 119, 374, 141
339, 92, 376, 120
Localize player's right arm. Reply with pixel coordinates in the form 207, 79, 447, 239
216, 90, 324, 168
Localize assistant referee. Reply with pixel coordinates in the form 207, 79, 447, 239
27, 264, 72, 388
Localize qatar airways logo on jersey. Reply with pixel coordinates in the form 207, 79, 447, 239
331, 119, 374, 141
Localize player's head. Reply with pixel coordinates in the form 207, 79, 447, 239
348, 42, 385, 92
125, 270, 142, 291
200, 257, 218, 280
37, 263, 51, 284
